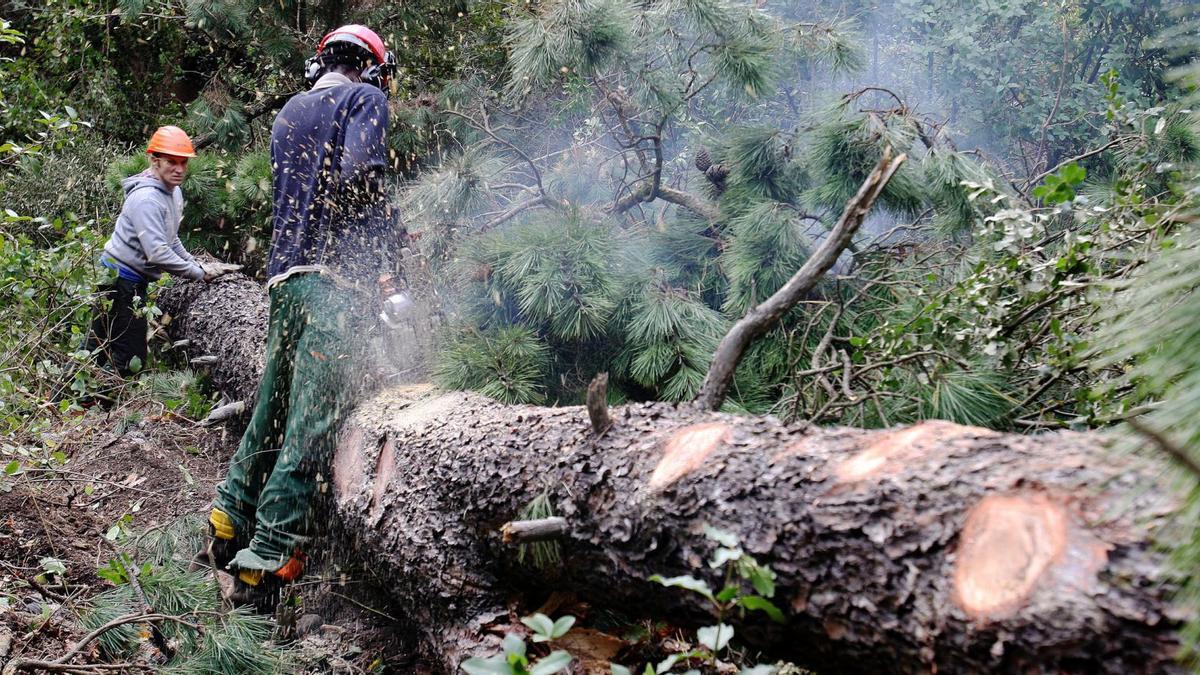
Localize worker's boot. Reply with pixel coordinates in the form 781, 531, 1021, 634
189, 508, 241, 573
225, 550, 306, 614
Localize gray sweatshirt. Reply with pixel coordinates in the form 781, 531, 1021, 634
102, 170, 205, 281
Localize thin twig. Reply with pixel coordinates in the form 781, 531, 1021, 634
1126, 417, 1200, 481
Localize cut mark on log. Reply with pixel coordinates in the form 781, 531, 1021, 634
332, 426, 367, 501
649, 423, 731, 488
386, 391, 472, 428
953, 492, 1088, 619
834, 420, 988, 483
370, 436, 397, 521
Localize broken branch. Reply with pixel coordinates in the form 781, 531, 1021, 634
694, 148, 906, 411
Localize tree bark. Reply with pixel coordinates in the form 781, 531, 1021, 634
160, 276, 1189, 674
159, 273, 267, 405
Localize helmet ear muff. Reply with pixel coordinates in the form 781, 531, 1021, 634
304, 55, 322, 84
360, 51, 396, 96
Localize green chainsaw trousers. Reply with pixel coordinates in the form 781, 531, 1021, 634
213, 273, 359, 572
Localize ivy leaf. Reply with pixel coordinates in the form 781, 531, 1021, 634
501, 633, 526, 660
738, 595, 785, 623
737, 558, 776, 597
461, 655, 515, 675
550, 615, 575, 638
528, 651, 572, 675
697, 624, 734, 652
648, 574, 714, 601
702, 524, 739, 548
39, 557, 66, 576
521, 613, 555, 641
1060, 162, 1086, 184
709, 546, 742, 569
656, 654, 682, 674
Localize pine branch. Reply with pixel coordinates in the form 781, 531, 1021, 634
2, 613, 203, 675
695, 147, 907, 411
192, 94, 292, 152
443, 108, 554, 202
482, 195, 548, 231
611, 182, 719, 221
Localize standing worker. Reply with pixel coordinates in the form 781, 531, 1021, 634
196, 24, 402, 610
89, 125, 239, 376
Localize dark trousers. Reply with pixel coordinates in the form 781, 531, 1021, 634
213, 274, 356, 570
87, 276, 149, 376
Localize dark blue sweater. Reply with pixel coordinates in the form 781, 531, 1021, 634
266, 78, 400, 284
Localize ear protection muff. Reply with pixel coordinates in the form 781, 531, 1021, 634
303, 49, 394, 93
360, 50, 397, 96
303, 55, 322, 85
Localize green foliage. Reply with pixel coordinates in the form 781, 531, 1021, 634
921, 148, 991, 235
617, 280, 726, 401
460, 614, 574, 675
141, 370, 214, 420
226, 150, 273, 238
806, 110, 923, 216
721, 203, 815, 315
0, 215, 109, 438
504, 0, 634, 99
516, 492, 562, 569
639, 526, 782, 674
1, 134, 125, 226
470, 212, 622, 342
81, 519, 291, 673
918, 366, 1015, 428
434, 326, 550, 404
1032, 162, 1087, 205
717, 127, 807, 208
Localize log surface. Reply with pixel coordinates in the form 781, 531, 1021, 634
162, 275, 1188, 674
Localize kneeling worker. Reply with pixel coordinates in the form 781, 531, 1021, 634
89, 125, 240, 375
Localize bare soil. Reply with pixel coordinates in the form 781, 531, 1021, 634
0, 396, 425, 673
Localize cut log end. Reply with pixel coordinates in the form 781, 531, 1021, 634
952, 492, 1105, 619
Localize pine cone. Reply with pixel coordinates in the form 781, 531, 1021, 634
705, 163, 729, 184
694, 147, 712, 172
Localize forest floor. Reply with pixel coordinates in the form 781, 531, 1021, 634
1, 379, 798, 674
0, 394, 428, 673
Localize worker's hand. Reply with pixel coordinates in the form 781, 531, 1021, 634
201, 262, 243, 281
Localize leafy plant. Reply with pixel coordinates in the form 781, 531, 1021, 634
631, 525, 783, 674
460, 613, 574, 675
1032, 162, 1087, 205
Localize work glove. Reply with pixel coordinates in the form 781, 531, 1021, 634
201, 261, 243, 281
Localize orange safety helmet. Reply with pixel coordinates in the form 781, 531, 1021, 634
146, 125, 197, 158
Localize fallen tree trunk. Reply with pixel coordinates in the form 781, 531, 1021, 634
160, 276, 1188, 674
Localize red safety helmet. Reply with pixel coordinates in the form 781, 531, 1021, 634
305, 24, 396, 94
